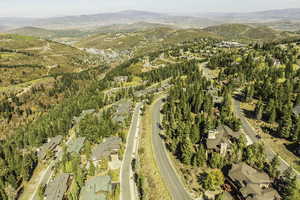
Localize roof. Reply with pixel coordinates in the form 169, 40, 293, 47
229, 163, 271, 185
112, 100, 132, 123
67, 137, 85, 154
241, 184, 280, 200
206, 125, 241, 150
249, 188, 281, 200
229, 163, 280, 200
113, 76, 128, 82
223, 192, 234, 200
92, 136, 122, 161
223, 125, 241, 139
206, 126, 225, 150
45, 173, 70, 200
79, 176, 112, 200
293, 105, 300, 117
38, 135, 63, 160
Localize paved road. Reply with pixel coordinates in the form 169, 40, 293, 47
233, 99, 300, 178
120, 102, 143, 200
152, 98, 193, 200
200, 62, 299, 178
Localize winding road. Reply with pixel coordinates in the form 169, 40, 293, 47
233, 99, 300, 178
200, 62, 299, 178
152, 98, 193, 200
120, 102, 143, 200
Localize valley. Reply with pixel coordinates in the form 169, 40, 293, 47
0, 7, 300, 200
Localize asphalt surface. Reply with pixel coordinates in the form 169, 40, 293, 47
200, 62, 299, 178
152, 98, 193, 200
120, 102, 143, 200
233, 99, 300, 178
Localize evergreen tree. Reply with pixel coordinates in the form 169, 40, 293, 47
180, 136, 194, 165
255, 99, 264, 120
278, 105, 293, 139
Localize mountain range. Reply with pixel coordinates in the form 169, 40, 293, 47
1, 9, 300, 31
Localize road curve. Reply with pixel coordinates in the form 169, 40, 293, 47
152, 98, 193, 200
120, 102, 143, 200
233, 99, 300, 178
200, 62, 299, 178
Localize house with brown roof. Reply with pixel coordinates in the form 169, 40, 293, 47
228, 163, 281, 200
206, 125, 241, 155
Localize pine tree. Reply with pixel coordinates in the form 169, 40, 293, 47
278, 106, 292, 139
269, 154, 280, 178
192, 145, 206, 167
255, 99, 264, 120
180, 136, 194, 165
190, 124, 200, 144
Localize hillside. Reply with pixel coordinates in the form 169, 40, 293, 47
203, 24, 298, 41
0, 34, 101, 87
75, 27, 220, 56
6, 26, 89, 39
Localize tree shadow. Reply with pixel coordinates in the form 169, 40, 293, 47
285, 142, 300, 157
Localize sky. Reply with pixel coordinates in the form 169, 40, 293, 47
0, 0, 299, 17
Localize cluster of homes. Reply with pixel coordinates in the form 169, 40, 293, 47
216, 41, 245, 48
205, 125, 281, 200
41, 135, 122, 200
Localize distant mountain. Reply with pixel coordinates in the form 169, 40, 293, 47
0, 10, 220, 30
203, 24, 298, 41
2, 9, 300, 32
197, 8, 300, 22
6, 22, 176, 40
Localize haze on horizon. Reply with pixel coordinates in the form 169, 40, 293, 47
0, 0, 300, 18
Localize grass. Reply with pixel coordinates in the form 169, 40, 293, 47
138, 96, 171, 200
109, 169, 120, 182
18, 162, 48, 200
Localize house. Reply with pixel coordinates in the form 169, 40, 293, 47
113, 76, 128, 83
67, 137, 85, 154
38, 135, 63, 160
45, 173, 70, 200
108, 153, 122, 170
112, 100, 132, 123
91, 137, 122, 163
228, 163, 280, 200
206, 125, 241, 155
79, 176, 112, 200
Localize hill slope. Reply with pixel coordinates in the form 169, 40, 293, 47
75, 27, 220, 55
203, 24, 298, 41
0, 34, 100, 87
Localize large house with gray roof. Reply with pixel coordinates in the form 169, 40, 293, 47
67, 137, 85, 154
228, 163, 280, 200
79, 175, 112, 200
91, 136, 122, 163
